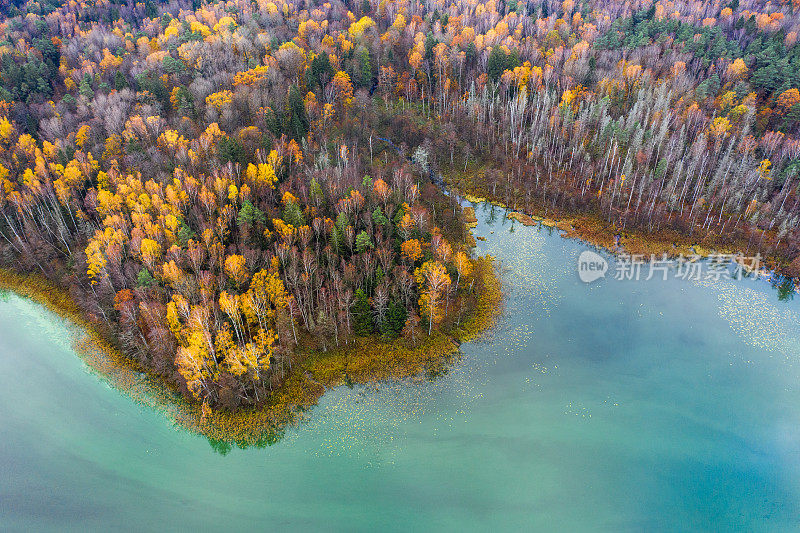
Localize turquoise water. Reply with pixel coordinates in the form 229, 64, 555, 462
2, 201, 800, 531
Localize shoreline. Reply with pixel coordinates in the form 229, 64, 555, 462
3, 172, 792, 446
451, 176, 795, 284
2, 184, 790, 446
0, 254, 502, 446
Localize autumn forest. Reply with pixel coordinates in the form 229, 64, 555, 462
1, 0, 800, 411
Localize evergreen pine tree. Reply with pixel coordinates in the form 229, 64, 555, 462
285, 85, 309, 140
381, 300, 407, 338
352, 289, 373, 336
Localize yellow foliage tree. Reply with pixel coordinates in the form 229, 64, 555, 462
206, 90, 233, 111
348, 16, 375, 39
708, 117, 731, 138
224, 254, 249, 287
453, 251, 472, 290
140, 238, 161, 270
414, 260, 452, 334
401, 238, 423, 263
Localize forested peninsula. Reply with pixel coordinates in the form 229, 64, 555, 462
1, 0, 800, 439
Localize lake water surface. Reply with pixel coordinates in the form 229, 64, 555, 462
2, 201, 800, 531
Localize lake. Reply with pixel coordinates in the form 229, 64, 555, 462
2, 200, 799, 531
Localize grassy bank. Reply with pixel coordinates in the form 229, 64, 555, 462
0, 255, 502, 447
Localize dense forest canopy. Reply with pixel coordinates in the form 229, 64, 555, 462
1, 0, 800, 406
